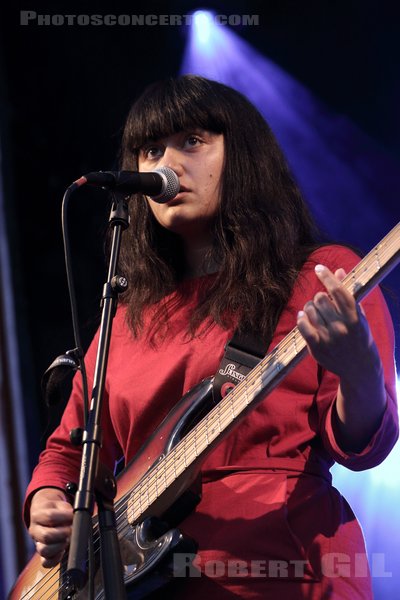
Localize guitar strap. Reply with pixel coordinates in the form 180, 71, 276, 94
212, 327, 272, 403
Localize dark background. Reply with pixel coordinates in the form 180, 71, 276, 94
1, 0, 399, 466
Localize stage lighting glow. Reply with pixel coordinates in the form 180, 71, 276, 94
182, 10, 235, 75
192, 10, 213, 45
368, 439, 400, 488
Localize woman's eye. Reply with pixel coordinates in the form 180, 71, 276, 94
142, 146, 163, 159
185, 136, 201, 148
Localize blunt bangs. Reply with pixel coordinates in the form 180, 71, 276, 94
124, 75, 230, 153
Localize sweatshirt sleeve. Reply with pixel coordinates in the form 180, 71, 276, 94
23, 329, 123, 527
312, 246, 399, 470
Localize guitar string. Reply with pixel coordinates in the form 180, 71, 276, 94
19, 231, 400, 598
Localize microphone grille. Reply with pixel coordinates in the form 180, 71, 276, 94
153, 167, 180, 202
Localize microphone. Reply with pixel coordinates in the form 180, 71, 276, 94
80, 166, 180, 203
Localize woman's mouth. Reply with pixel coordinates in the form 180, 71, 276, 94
169, 186, 190, 201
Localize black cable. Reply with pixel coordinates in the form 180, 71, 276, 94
61, 181, 90, 425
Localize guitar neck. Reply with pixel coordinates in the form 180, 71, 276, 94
126, 222, 400, 524
341, 223, 400, 301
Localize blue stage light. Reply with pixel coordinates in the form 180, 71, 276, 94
192, 10, 213, 45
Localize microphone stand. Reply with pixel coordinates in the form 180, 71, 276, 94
65, 191, 129, 598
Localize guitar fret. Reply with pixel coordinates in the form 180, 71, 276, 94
230, 394, 236, 419
216, 406, 222, 433
163, 459, 167, 491
153, 467, 158, 499
193, 430, 198, 458
207, 413, 218, 438
198, 432, 208, 454
171, 450, 185, 477
374, 247, 381, 271
244, 383, 250, 405
138, 484, 144, 514
204, 418, 210, 446
182, 436, 188, 469
154, 464, 166, 498
146, 478, 150, 510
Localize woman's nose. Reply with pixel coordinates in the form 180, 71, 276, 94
159, 147, 184, 176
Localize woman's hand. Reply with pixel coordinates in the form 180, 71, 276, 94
297, 264, 386, 452
296, 264, 376, 379
29, 487, 73, 568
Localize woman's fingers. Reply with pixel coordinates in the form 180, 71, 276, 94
29, 488, 73, 568
314, 264, 355, 316
296, 264, 374, 378
35, 540, 68, 567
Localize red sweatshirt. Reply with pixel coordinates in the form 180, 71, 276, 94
25, 245, 398, 599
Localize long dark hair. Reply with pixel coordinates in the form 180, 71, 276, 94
118, 75, 320, 340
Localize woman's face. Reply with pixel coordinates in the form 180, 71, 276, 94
138, 129, 224, 248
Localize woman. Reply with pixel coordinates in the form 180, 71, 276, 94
25, 75, 398, 598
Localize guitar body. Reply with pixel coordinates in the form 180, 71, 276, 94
8, 378, 215, 599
